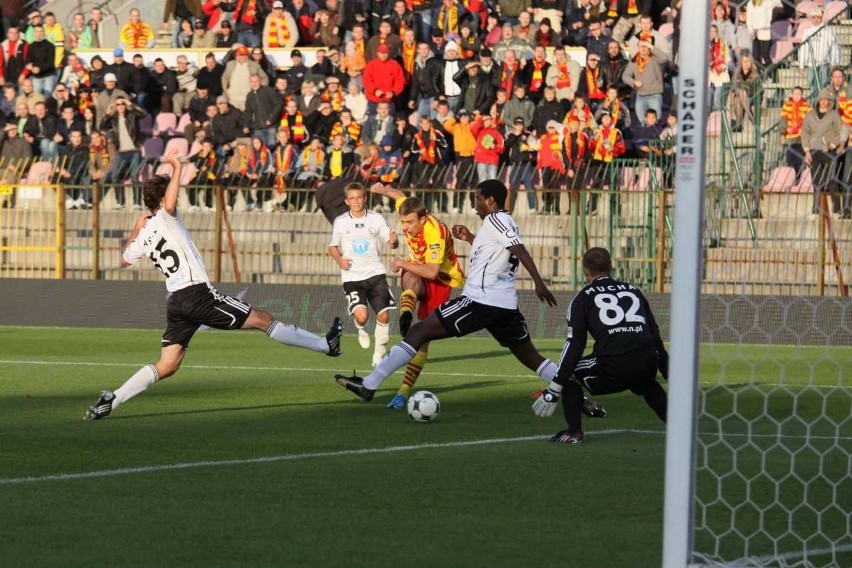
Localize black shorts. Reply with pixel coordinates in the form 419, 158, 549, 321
435, 295, 530, 347
163, 283, 252, 348
572, 350, 659, 396
342, 274, 396, 315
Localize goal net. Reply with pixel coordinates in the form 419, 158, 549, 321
666, 2, 852, 567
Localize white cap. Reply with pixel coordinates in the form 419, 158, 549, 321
273, 0, 284, 7
445, 41, 458, 53
104, 73, 117, 82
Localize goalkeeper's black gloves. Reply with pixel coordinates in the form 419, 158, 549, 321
658, 350, 669, 380
532, 383, 562, 417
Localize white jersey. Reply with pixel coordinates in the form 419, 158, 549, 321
329, 210, 393, 283
123, 209, 210, 292
462, 210, 523, 309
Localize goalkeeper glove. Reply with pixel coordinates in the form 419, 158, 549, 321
532, 383, 562, 417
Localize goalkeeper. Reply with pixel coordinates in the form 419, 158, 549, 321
368, 182, 465, 410
532, 247, 668, 443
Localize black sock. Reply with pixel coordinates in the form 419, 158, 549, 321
562, 380, 585, 432
643, 380, 668, 423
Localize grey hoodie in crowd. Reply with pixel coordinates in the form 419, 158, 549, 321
801, 89, 847, 152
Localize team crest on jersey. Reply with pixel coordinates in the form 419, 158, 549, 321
430, 252, 438, 260
368, 227, 377, 235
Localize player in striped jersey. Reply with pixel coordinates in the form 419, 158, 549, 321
84, 151, 344, 421
368, 182, 466, 409
335, 180, 605, 418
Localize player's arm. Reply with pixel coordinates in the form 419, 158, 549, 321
369, 182, 405, 202
328, 245, 351, 271
507, 243, 557, 307
120, 214, 150, 267
451, 224, 474, 244
391, 257, 440, 279
161, 150, 182, 215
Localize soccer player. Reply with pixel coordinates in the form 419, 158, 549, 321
84, 151, 344, 421
532, 247, 669, 444
367, 182, 466, 410
334, 180, 571, 403
329, 183, 399, 367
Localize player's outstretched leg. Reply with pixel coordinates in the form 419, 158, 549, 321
640, 379, 667, 422
84, 390, 116, 420
85, 351, 180, 421
252, 309, 343, 356
387, 344, 429, 409
335, 372, 374, 402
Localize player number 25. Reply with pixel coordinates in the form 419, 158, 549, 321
594, 292, 646, 326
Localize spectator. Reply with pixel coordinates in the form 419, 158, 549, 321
576, 52, 606, 112
188, 139, 219, 211
504, 83, 535, 128
310, 9, 341, 49
366, 19, 401, 61
564, 0, 592, 47
596, 84, 630, 130
458, 23, 480, 59
626, 14, 672, 61
601, 40, 630, 98
726, 53, 759, 132
477, 48, 500, 88
536, 120, 564, 211
172, 56, 199, 117
289, 0, 315, 45
630, 108, 664, 159
584, 18, 609, 62
30, 101, 58, 159
184, 86, 215, 141
306, 101, 337, 144
565, 93, 597, 133
88, 56, 107, 92
250, 47, 277, 82
119, 9, 156, 49
271, 127, 296, 210
711, 4, 734, 51
263, 1, 298, 48
216, 20, 238, 48
23, 25, 56, 97
108, 49, 136, 96
348, 24, 368, 61
708, 24, 731, 111
222, 45, 269, 111
363, 44, 406, 115
87, 130, 111, 193
81, 105, 97, 136
522, 45, 551, 104
430, 29, 448, 57
176, 18, 195, 48
547, 47, 582, 103
513, 10, 537, 48
407, 43, 442, 118
284, 49, 309, 94
622, 40, 665, 125
439, 42, 464, 112
330, 108, 362, 149
244, 136, 274, 209
17, 78, 46, 113
586, 110, 625, 213
54, 104, 82, 147
497, 49, 523, 98
399, 29, 418, 84
192, 20, 217, 48
505, 117, 538, 211
164, 0, 202, 46
471, 113, 504, 182
1, 28, 27, 84
60, 130, 92, 207
66, 12, 95, 50
453, 61, 496, 116
434, 0, 466, 37
210, 95, 244, 156
324, 133, 355, 180
499, 0, 531, 27
799, 7, 840, 96
801, 89, 846, 217
0, 84, 16, 120
389, 1, 418, 42
202, 0, 227, 34
127, 54, 153, 110
726, 6, 751, 70
340, 41, 367, 89
221, 0, 266, 47
345, 82, 368, 122
745, 0, 781, 68
532, 0, 565, 34
779, 86, 812, 177
197, 52, 226, 98
362, 102, 394, 146
563, 116, 590, 191
534, 18, 557, 48
23, 10, 43, 43
321, 76, 345, 112
482, 13, 503, 48
442, 108, 477, 196
608, 0, 647, 45
298, 80, 321, 115
1, 122, 32, 172
281, 98, 309, 145
42, 12, 64, 69
493, 24, 531, 63
533, 86, 567, 136
100, 96, 147, 209
295, 136, 325, 187
148, 58, 178, 115
237, 72, 283, 148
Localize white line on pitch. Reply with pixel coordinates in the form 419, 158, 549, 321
0, 359, 844, 388
0, 428, 663, 486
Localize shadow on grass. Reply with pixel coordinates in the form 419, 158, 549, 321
109, 398, 357, 420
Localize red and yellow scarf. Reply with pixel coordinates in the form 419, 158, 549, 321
415, 130, 437, 163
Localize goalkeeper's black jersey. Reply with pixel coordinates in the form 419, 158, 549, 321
555, 276, 665, 382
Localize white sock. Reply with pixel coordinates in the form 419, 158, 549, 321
374, 322, 389, 356
266, 320, 328, 353
112, 364, 159, 409
355, 321, 366, 332
536, 359, 558, 382
363, 342, 417, 390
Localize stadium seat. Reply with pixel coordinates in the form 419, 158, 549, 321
178, 163, 198, 185
771, 40, 795, 63
188, 140, 203, 157
635, 167, 663, 192
824, 1, 849, 21
138, 114, 155, 137
795, 1, 818, 20
618, 166, 637, 191
792, 167, 814, 193
155, 163, 174, 176
792, 19, 814, 43
771, 19, 793, 41
658, 22, 674, 39
162, 138, 189, 161
153, 112, 178, 137
174, 113, 192, 137
707, 111, 723, 136
24, 161, 55, 184
762, 166, 797, 193
141, 137, 165, 161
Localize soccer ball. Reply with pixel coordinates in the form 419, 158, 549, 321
407, 391, 440, 422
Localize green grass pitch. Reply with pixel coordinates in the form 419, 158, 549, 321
0, 327, 849, 567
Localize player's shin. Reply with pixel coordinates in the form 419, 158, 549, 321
266, 320, 328, 353
363, 342, 417, 390
642, 380, 668, 422
562, 380, 585, 433
401, 346, 428, 393
112, 364, 160, 409
374, 321, 389, 358
399, 289, 417, 314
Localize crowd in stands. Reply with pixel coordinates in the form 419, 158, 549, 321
0, 1, 849, 217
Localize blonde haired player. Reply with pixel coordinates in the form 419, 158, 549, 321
369, 182, 467, 409
329, 183, 400, 366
